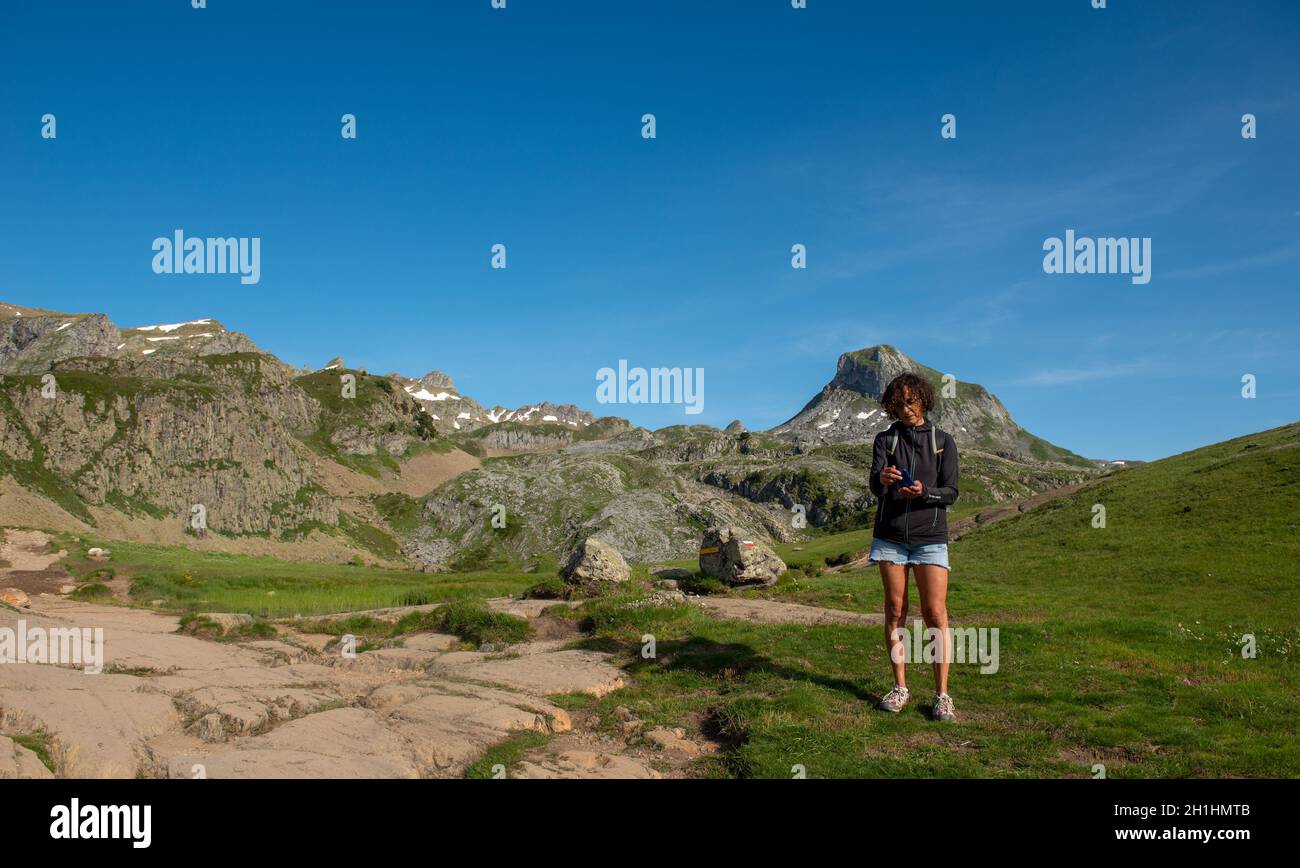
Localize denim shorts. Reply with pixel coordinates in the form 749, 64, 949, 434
868, 537, 950, 570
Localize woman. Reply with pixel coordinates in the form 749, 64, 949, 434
867, 372, 960, 721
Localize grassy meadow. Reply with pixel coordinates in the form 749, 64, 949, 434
42, 421, 1300, 777
552, 421, 1300, 777
55, 536, 531, 618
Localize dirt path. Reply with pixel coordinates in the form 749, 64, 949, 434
947, 478, 1103, 541
692, 596, 883, 626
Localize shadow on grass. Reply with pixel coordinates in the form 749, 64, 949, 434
579, 634, 880, 704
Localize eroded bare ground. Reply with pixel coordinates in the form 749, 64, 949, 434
0, 593, 647, 779
0, 528, 73, 597
0, 530, 889, 780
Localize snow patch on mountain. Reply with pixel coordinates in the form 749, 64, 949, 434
134, 319, 213, 333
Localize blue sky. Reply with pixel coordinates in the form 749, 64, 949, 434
2, 0, 1297, 461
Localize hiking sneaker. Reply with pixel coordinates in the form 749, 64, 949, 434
877, 685, 910, 713
932, 693, 956, 722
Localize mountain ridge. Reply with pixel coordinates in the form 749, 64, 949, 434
0, 299, 1101, 567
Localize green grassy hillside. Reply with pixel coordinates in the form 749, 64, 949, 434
556, 421, 1300, 777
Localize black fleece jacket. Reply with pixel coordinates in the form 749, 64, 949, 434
868, 420, 960, 545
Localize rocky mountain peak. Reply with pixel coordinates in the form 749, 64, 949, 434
828, 344, 911, 394
117, 318, 264, 362
771, 343, 1089, 466
416, 371, 456, 391
486, 402, 595, 428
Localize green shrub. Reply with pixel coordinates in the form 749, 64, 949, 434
522, 576, 567, 600
677, 573, 728, 596
68, 583, 112, 602
430, 600, 531, 647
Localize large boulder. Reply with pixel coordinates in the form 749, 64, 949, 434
562, 538, 630, 591
698, 526, 787, 587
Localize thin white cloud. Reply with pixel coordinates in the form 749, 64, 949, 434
788, 322, 888, 357
1164, 243, 1300, 280
1015, 360, 1152, 387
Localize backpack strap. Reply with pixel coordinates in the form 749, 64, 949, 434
886, 426, 936, 460
887, 424, 944, 473
931, 426, 949, 511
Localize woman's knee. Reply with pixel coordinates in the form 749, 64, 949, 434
921, 605, 947, 627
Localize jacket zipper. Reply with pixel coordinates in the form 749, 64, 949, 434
903, 428, 911, 544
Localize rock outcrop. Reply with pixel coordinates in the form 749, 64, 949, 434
561, 538, 630, 590
0, 309, 121, 374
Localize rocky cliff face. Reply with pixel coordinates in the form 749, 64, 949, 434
0, 310, 122, 374
0, 353, 335, 535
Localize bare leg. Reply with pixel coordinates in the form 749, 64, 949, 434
879, 563, 910, 689
914, 564, 950, 696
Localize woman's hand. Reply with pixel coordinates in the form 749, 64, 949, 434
896, 480, 925, 499
879, 465, 903, 488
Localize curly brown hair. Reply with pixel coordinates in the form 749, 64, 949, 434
880, 372, 934, 419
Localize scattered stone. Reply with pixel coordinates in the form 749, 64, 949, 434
697, 526, 787, 587
561, 538, 630, 590
624, 589, 687, 609
0, 588, 31, 609
655, 579, 680, 591
193, 713, 225, 743
615, 706, 644, 740
401, 633, 460, 653
202, 612, 254, 633
87, 547, 111, 560
644, 726, 702, 757
0, 735, 54, 779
